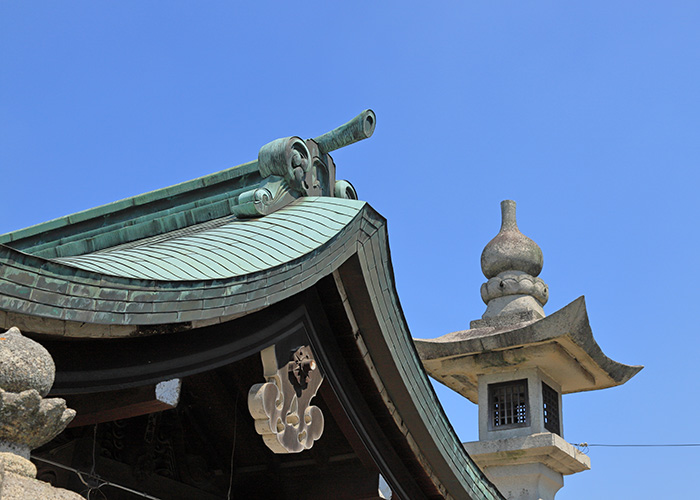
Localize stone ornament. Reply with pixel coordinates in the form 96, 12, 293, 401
481, 199, 543, 279
0, 327, 75, 461
0, 327, 81, 499
477, 201, 549, 323
248, 344, 324, 454
0, 326, 56, 397
480, 270, 548, 306
0, 389, 75, 456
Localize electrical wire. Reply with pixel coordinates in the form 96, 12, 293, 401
573, 442, 700, 454
31, 456, 162, 500
227, 392, 239, 500
87, 424, 100, 499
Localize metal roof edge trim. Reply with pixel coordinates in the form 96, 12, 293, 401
0, 160, 259, 247
340, 228, 504, 499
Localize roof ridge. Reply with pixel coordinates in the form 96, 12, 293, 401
0, 160, 260, 252
1, 110, 375, 259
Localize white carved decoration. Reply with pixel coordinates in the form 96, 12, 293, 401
248, 345, 324, 454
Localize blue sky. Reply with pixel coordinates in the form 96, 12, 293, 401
2, 2, 699, 498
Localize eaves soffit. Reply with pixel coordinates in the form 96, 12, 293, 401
414, 296, 643, 396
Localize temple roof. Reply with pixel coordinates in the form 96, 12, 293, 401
0, 197, 377, 338
0, 160, 262, 259
56, 197, 363, 281
0, 112, 505, 499
0, 111, 377, 338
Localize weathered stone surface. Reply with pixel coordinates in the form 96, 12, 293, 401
464, 432, 590, 475
480, 271, 548, 307
0, 327, 75, 459
470, 309, 542, 330
480, 294, 545, 322
476, 201, 549, 323
481, 200, 543, 279
0, 326, 80, 498
0, 327, 55, 397
0, 389, 76, 458
416, 199, 643, 500
479, 462, 563, 500
416, 296, 643, 403
0, 469, 84, 499
0, 452, 36, 478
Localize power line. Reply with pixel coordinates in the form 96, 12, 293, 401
31, 456, 162, 500
572, 442, 700, 453
586, 443, 700, 447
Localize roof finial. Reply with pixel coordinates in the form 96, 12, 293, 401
481, 200, 543, 278
0, 326, 75, 479
472, 201, 548, 328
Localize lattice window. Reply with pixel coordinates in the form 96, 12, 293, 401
489, 379, 529, 430
542, 382, 561, 435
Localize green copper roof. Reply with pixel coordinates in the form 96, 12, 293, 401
0, 197, 375, 337
0, 110, 375, 259
0, 110, 504, 499
0, 160, 263, 259
0, 110, 380, 337
55, 197, 363, 281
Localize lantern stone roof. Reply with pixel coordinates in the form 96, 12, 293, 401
415, 296, 642, 403
414, 200, 642, 404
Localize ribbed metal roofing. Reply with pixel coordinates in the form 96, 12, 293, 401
55, 197, 365, 281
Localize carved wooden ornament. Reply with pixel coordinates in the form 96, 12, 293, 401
248, 345, 324, 454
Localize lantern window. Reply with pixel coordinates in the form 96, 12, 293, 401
489, 379, 529, 430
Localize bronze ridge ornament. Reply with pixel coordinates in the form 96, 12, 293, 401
233, 110, 375, 218
248, 345, 324, 454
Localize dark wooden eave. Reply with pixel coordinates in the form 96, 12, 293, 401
3, 200, 503, 498
37, 250, 502, 499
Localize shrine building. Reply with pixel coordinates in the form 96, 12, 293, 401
0, 111, 640, 500
0, 111, 503, 500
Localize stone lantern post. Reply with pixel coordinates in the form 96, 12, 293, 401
0, 326, 81, 499
415, 201, 642, 500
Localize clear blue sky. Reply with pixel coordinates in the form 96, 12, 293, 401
2, 2, 698, 498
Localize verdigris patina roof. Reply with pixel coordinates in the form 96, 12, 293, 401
0, 110, 376, 259
56, 197, 363, 281
0, 197, 378, 338
0, 111, 504, 499
0, 111, 377, 338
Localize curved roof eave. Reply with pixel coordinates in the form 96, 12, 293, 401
16, 196, 505, 499
0, 198, 375, 338
329, 227, 504, 500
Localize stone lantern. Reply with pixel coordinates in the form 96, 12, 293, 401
0, 326, 81, 499
415, 200, 642, 500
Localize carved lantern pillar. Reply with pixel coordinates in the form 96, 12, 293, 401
0, 326, 81, 499
415, 201, 642, 500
